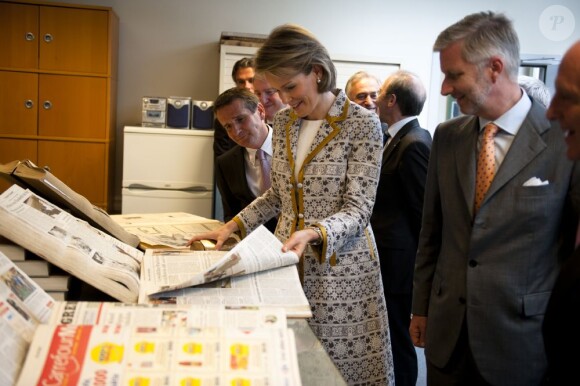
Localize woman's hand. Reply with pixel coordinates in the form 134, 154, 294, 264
187, 220, 239, 251
282, 228, 320, 256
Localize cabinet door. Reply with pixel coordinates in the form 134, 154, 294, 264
0, 71, 38, 136
38, 141, 107, 208
0, 3, 39, 69
0, 139, 38, 194
39, 6, 109, 75
39, 74, 107, 139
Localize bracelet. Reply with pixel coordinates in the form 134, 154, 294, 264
308, 226, 323, 245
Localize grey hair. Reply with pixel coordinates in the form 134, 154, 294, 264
518, 75, 551, 108
345, 71, 382, 99
433, 11, 520, 81
255, 24, 336, 92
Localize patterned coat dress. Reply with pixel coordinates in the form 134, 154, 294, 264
233, 89, 394, 385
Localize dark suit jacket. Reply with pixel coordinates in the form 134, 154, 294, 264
216, 145, 277, 233
543, 246, 580, 385
412, 98, 580, 385
370, 118, 431, 295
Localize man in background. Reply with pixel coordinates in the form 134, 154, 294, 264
253, 72, 287, 124
518, 75, 551, 108
213, 88, 277, 232
213, 57, 256, 159
345, 71, 382, 113
543, 39, 580, 385
410, 12, 580, 385
372, 70, 431, 386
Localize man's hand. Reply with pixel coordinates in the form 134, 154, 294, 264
409, 314, 427, 348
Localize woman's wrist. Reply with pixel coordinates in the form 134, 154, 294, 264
307, 226, 323, 245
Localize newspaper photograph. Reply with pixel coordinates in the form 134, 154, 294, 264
140, 225, 299, 296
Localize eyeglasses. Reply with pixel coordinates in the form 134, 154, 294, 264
354, 92, 379, 101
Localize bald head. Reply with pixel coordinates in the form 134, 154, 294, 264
547, 40, 580, 159
376, 70, 426, 126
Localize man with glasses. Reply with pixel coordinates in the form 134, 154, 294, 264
253, 72, 287, 124
345, 71, 382, 113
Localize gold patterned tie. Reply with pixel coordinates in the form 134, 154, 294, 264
256, 149, 271, 194
474, 123, 499, 212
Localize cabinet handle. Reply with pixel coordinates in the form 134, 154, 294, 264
43, 33, 53, 43
25, 32, 35, 41
24, 100, 34, 109
43, 101, 53, 110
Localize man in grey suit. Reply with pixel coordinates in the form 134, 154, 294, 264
410, 12, 580, 385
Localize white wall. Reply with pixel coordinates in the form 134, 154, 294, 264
43, 0, 580, 212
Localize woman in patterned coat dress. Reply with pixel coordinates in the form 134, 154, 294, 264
189, 24, 394, 385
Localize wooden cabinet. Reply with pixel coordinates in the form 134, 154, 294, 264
0, 1, 118, 210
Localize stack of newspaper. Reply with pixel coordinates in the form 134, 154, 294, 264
0, 250, 303, 385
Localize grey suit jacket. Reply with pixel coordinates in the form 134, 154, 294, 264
412, 98, 580, 386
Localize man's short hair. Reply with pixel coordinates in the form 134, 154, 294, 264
214, 87, 259, 114
231, 57, 255, 81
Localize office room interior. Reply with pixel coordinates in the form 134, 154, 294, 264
3, 0, 579, 215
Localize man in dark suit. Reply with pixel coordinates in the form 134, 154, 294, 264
214, 87, 277, 232
544, 40, 580, 385
410, 12, 580, 385
372, 70, 431, 386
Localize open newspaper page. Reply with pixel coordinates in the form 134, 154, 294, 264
140, 225, 299, 296
0, 250, 56, 384
17, 324, 302, 386
143, 265, 312, 318
0, 185, 143, 303
111, 211, 225, 249
4, 159, 140, 247
49, 302, 287, 329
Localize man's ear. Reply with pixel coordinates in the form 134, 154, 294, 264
257, 103, 266, 121
489, 56, 504, 82
387, 93, 397, 108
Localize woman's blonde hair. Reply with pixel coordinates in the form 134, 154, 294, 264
255, 24, 336, 92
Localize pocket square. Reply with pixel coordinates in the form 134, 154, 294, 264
523, 177, 549, 186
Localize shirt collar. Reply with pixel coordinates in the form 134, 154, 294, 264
247, 124, 273, 164
387, 116, 417, 139
479, 89, 532, 135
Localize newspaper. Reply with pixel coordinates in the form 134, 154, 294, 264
0, 159, 140, 247
48, 302, 288, 329
17, 324, 302, 386
139, 225, 300, 296
111, 212, 225, 249
0, 250, 55, 384
144, 265, 313, 318
0, 185, 143, 303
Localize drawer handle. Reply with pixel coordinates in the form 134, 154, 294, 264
43, 33, 53, 43
24, 100, 34, 109
43, 101, 53, 110
25, 32, 35, 41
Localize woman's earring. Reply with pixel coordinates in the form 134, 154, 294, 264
317, 78, 321, 84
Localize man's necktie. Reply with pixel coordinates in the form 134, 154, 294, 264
474, 123, 499, 212
256, 149, 271, 194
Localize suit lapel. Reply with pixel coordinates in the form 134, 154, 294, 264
454, 116, 479, 216
382, 119, 417, 166
483, 100, 549, 205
